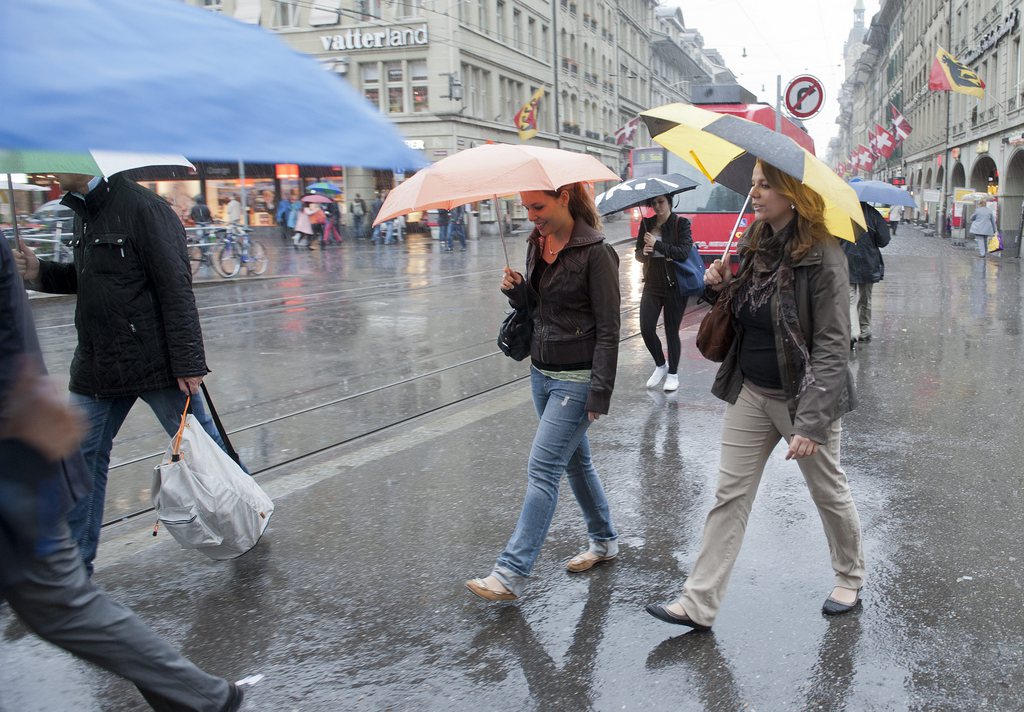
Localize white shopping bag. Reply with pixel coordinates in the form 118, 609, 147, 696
153, 400, 273, 560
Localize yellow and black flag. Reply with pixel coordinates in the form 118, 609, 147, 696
929, 47, 985, 98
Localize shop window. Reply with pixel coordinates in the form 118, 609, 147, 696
271, 0, 299, 28
386, 62, 403, 82
410, 60, 427, 82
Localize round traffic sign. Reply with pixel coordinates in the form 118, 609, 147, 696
784, 75, 825, 119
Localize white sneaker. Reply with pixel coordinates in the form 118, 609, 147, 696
663, 373, 679, 392
646, 364, 668, 388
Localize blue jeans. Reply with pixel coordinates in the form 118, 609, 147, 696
493, 368, 617, 595
66, 387, 234, 575
449, 221, 466, 249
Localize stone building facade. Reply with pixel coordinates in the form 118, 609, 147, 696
832, 0, 1024, 247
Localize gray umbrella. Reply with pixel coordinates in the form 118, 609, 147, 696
594, 173, 699, 216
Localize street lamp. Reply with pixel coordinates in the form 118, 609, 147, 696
440, 72, 463, 101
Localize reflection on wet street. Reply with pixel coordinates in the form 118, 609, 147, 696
3, 223, 1023, 710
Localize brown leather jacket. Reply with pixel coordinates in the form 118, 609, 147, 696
504, 222, 620, 414
711, 231, 856, 443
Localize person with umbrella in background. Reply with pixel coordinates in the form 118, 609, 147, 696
646, 160, 864, 630
844, 203, 891, 348
465, 182, 621, 602
13, 171, 239, 576
635, 193, 693, 392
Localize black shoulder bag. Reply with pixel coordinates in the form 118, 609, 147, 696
497, 288, 533, 361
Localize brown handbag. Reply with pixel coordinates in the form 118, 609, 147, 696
695, 292, 735, 362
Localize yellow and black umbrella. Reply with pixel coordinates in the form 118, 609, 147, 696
640, 103, 865, 242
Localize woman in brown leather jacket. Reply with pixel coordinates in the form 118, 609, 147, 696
466, 182, 621, 602
646, 160, 865, 630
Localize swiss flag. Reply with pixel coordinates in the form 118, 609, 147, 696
874, 123, 897, 158
890, 104, 913, 141
867, 126, 879, 156
858, 144, 876, 172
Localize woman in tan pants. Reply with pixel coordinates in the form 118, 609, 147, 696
645, 160, 865, 630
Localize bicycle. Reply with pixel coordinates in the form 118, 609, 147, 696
187, 224, 232, 277
216, 224, 268, 278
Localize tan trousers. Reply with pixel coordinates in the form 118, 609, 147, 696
849, 283, 873, 341
679, 384, 866, 626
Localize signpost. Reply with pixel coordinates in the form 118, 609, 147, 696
784, 75, 825, 120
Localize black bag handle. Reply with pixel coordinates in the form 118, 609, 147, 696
199, 382, 241, 465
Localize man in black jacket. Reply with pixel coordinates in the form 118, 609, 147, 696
843, 202, 892, 347
15, 172, 235, 575
1, 235, 244, 712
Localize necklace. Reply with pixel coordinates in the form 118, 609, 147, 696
546, 237, 567, 255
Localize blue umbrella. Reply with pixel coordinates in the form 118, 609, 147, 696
0, 0, 424, 170
848, 180, 918, 208
307, 182, 343, 194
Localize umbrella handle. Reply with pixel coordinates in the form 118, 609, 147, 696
720, 192, 752, 263
5, 173, 24, 252
494, 195, 510, 267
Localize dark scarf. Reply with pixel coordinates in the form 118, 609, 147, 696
732, 220, 816, 396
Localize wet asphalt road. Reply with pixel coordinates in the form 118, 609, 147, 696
2, 221, 1023, 711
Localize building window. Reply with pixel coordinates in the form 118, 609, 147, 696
358, 0, 381, 21
386, 62, 405, 113
513, 9, 522, 49
478, 0, 489, 32
388, 87, 405, 114
528, 17, 536, 55
411, 60, 429, 113
271, 0, 299, 28
395, 0, 422, 20
497, 1, 505, 41
203, 0, 222, 9
361, 63, 380, 110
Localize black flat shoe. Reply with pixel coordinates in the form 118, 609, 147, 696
822, 593, 862, 616
645, 603, 711, 631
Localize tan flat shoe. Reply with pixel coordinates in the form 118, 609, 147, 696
465, 577, 517, 602
566, 550, 617, 573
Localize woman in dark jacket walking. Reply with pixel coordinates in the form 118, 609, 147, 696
646, 160, 865, 630
466, 182, 621, 602
635, 194, 693, 392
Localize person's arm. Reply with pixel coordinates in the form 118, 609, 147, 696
585, 243, 621, 416
792, 240, 851, 444
872, 209, 891, 248
656, 217, 693, 260
634, 219, 648, 263
136, 200, 208, 388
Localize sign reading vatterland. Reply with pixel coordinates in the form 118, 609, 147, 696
321, 24, 429, 51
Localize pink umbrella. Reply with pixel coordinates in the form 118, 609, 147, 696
301, 194, 332, 203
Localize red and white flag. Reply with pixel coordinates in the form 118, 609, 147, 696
867, 126, 878, 155
890, 104, 913, 141
858, 144, 876, 172
874, 123, 896, 159
614, 117, 640, 146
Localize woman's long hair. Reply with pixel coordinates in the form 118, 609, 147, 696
542, 182, 603, 231
744, 159, 831, 262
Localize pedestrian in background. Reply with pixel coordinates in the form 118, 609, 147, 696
293, 201, 315, 249
843, 202, 891, 347
437, 207, 451, 251
1, 236, 246, 712
14, 172, 239, 576
449, 204, 467, 251
646, 160, 864, 630
634, 193, 693, 392
225, 193, 242, 225
466, 182, 621, 602
969, 199, 998, 258
888, 203, 901, 234
276, 195, 292, 242
351, 193, 367, 238
189, 194, 213, 225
